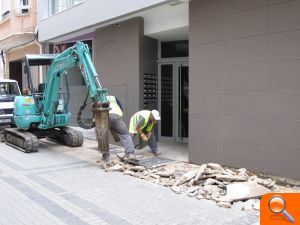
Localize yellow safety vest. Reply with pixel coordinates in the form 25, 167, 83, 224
107, 96, 123, 117
129, 110, 153, 134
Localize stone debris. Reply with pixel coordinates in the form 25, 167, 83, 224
160, 178, 175, 187
187, 186, 199, 195
204, 178, 221, 186
131, 166, 146, 172
215, 174, 248, 182
171, 185, 181, 194
156, 169, 174, 178
150, 174, 160, 179
106, 164, 124, 172
124, 170, 135, 176
174, 170, 197, 186
188, 164, 207, 186
104, 158, 298, 210
242, 199, 260, 211
207, 163, 222, 170
188, 191, 198, 197
238, 168, 247, 176
217, 201, 232, 208
196, 194, 205, 200
106, 159, 119, 167
249, 176, 276, 189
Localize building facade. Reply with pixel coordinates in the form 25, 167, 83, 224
0, 0, 41, 89
38, 0, 300, 179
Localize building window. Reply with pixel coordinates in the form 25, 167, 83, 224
51, 0, 85, 15
161, 40, 189, 58
16, 0, 29, 14
0, 0, 11, 20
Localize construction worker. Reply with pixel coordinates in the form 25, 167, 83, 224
129, 110, 161, 156
107, 95, 136, 160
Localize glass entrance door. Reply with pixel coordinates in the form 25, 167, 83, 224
159, 62, 189, 143
175, 64, 189, 143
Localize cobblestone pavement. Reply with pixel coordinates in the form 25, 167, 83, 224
0, 139, 259, 225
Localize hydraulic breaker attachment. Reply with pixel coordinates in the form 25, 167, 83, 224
93, 105, 110, 161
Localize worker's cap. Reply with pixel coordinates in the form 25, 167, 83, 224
151, 110, 161, 121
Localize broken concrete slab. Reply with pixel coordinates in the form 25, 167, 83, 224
223, 168, 237, 176
196, 194, 205, 200
187, 164, 208, 186
124, 170, 135, 176
160, 179, 175, 187
216, 174, 248, 182
217, 201, 232, 208
242, 199, 260, 211
249, 176, 275, 189
171, 185, 181, 194
149, 174, 160, 179
222, 181, 271, 202
187, 186, 199, 195
207, 163, 222, 170
203, 185, 221, 196
195, 164, 207, 180
205, 178, 220, 186
237, 168, 247, 176
174, 170, 197, 186
270, 185, 296, 193
106, 159, 119, 167
188, 191, 198, 197
131, 165, 146, 172
107, 164, 123, 172
156, 170, 174, 178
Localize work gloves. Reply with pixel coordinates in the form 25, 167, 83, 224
140, 133, 148, 142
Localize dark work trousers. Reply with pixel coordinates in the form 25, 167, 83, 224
109, 113, 134, 154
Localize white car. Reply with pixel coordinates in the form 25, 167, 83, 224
0, 79, 21, 126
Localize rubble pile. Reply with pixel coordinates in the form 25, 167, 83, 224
103, 159, 298, 210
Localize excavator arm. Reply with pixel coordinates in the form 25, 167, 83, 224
42, 41, 109, 127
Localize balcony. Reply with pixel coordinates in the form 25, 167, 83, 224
0, 5, 37, 51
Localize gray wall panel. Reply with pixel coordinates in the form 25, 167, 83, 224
95, 18, 143, 126
189, 0, 300, 178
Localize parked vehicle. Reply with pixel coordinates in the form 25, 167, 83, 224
0, 79, 21, 126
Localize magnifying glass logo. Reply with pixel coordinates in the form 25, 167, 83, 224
268, 195, 295, 223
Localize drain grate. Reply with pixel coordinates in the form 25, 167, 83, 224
137, 156, 174, 168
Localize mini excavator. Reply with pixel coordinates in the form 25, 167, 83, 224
4, 42, 110, 160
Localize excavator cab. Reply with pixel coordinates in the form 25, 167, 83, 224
23, 54, 58, 112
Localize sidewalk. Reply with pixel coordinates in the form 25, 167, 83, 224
0, 138, 258, 225
73, 127, 189, 162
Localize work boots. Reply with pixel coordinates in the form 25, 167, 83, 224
116, 152, 139, 162
152, 151, 161, 157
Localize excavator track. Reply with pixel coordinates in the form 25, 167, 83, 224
47, 127, 84, 147
4, 128, 39, 153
